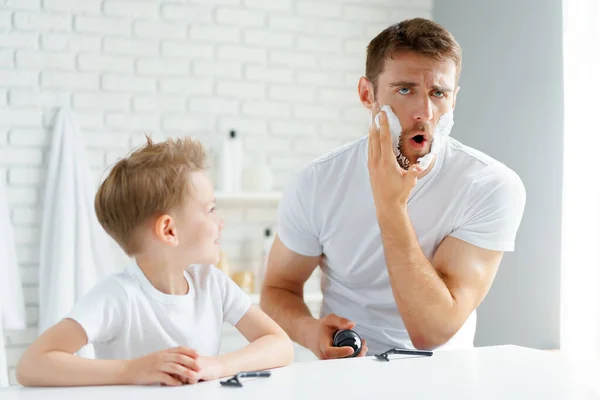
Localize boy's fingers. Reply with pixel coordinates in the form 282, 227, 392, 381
171, 346, 199, 359
158, 372, 182, 386
167, 353, 199, 371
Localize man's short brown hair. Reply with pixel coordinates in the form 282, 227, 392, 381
366, 18, 462, 93
95, 135, 208, 256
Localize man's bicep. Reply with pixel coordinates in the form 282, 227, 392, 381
263, 235, 321, 296
451, 166, 526, 252
432, 236, 503, 315
277, 165, 324, 257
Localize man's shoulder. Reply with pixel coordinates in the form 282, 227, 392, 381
445, 137, 501, 168
445, 138, 525, 198
311, 136, 367, 166
291, 136, 367, 183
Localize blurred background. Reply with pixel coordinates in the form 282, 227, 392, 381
0, 0, 598, 386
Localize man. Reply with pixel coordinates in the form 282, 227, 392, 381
260, 18, 526, 359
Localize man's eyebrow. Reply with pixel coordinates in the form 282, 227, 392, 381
389, 81, 418, 88
432, 85, 453, 92
389, 81, 453, 92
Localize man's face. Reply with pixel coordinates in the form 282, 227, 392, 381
371, 52, 458, 167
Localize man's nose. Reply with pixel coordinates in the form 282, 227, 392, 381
412, 95, 434, 122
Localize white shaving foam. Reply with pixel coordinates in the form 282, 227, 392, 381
374, 104, 454, 170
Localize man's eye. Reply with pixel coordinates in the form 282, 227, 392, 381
433, 91, 445, 98
398, 88, 411, 95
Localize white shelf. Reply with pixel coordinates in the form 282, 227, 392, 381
215, 191, 281, 205
248, 291, 322, 305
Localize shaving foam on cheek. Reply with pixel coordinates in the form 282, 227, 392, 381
416, 110, 454, 170
372, 105, 455, 170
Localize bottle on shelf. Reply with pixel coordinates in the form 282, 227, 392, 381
231, 270, 255, 294
242, 150, 274, 192
218, 129, 243, 193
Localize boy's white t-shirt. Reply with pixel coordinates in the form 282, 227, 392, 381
66, 264, 251, 360
277, 136, 526, 355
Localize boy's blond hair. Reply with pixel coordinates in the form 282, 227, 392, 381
95, 135, 208, 256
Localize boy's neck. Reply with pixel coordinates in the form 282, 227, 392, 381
134, 253, 189, 296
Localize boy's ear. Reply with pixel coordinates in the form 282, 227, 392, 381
154, 214, 179, 247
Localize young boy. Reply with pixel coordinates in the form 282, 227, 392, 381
16, 136, 294, 387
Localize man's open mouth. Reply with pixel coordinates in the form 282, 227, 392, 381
412, 134, 425, 144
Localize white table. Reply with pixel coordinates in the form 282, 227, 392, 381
2, 345, 599, 399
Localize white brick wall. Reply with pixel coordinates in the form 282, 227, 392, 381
0, 0, 432, 385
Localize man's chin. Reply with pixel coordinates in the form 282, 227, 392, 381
400, 151, 431, 168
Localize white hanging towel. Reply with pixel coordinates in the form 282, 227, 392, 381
0, 178, 27, 387
38, 108, 113, 358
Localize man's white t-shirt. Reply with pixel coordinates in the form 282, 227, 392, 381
66, 263, 251, 360
277, 136, 526, 355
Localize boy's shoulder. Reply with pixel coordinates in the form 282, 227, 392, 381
185, 264, 230, 289
83, 267, 139, 302
185, 264, 250, 300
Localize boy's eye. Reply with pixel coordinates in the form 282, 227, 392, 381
432, 91, 445, 98
398, 88, 411, 95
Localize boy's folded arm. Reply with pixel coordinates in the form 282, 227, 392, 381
15, 318, 131, 387
216, 305, 294, 377
16, 319, 202, 387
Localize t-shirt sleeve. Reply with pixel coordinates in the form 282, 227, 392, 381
214, 268, 252, 326
65, 277, 126, 344
449, 164, 526, 252
276, 164, 323, 257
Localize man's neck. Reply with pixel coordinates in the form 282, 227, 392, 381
134, 253, 189, 295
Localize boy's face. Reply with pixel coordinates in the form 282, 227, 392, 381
173, 171, 224, 266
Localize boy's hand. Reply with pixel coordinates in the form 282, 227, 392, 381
194, 355, 226, 381
126, 346, 200, 386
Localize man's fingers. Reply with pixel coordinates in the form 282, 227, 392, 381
377, 109, 395, 163
408, 163, 423, 178
324, 314, 355, 330
369, 106, 381, 164
357, 339, 368, 357
322, 345, 355, 359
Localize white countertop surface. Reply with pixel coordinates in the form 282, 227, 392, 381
2, 345, 599, 399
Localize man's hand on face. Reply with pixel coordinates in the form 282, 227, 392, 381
368, 104, 422, 208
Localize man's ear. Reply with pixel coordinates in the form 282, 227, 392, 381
154, 214, 179, 247
452, 86, 460, 110
358, 76, 377, 110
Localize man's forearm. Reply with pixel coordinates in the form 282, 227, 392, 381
377, 203, 458, 349
260, 286, 316, 349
